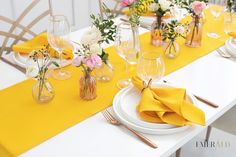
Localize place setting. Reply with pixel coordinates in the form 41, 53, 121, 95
101, 50, 207, 148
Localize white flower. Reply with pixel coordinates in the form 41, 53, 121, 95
159, 0, 171, 11
90, 43, 103, 55
174, 25, 185, 34
26, 65, 39, 78
149, 3, 158, 12
81, 27, 102, 45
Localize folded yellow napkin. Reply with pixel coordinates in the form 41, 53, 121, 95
228, 32, 236, 39
12, 33, 73, 60
132, 76, 205, 126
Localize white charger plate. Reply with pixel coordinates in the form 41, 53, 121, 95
112, 83, 197, 135
119, 85, 175, 129
225, 39, 236, 58
13, 52, 72, 69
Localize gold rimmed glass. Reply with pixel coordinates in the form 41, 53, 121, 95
47, 15, 72, 80
207, 0, 225, 38
114, 22, 140, 89
136, 52, 165, 84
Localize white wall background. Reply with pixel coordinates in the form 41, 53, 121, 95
0, 0, 113, 33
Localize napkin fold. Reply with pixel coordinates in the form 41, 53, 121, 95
228, 32, 236, 39
12, 33, 73, 60
132, 76, 205, 126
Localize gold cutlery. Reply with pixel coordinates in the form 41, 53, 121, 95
163, 80, 219, 108
102, 109, 158, 149
193, 94, 219, 108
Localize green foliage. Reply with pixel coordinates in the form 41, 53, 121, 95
100, 49, 109, 64
163, 20, 186, 41
29, 44, 58, 79
90, 4, 117, 45
227, 0, 236, 12
178, 0, 208, 16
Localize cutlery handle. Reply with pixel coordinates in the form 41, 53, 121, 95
123, 125, 158, 148
194, 95, 219, 108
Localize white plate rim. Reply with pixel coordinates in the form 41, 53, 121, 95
13, 52, 72, 69
119, 85, 176, 129
112, 84, 195, 135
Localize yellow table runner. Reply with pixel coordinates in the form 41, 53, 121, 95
0, 10, 228, 157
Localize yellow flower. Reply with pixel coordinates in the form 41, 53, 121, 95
228, 32, 236, 38
134, 0, 155, 15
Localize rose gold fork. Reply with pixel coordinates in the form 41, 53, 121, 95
102, 109, 158, 149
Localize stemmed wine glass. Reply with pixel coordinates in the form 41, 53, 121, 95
114, 22, 140, 89
47, 15, 72, 80
207, 0, 225, 38
136, 52, 165, 85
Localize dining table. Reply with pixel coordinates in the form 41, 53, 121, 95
1, 14, 236, 157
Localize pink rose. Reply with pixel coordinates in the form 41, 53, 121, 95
121, 0, 135, 7
192, 1, 206, 15
84, 54, 102, 70
72, 56, 83, 67
175, 25, 185, 34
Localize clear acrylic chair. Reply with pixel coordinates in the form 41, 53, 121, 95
0, 0, 52, 73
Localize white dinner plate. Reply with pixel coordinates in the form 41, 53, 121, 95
119, 85, 175, 129
112, 83, 198, 135
13, 52, 72, 69
225, 39, 236, 58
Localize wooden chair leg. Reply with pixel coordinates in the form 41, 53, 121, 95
205, 126, 212, 142
176, 148, 181, 157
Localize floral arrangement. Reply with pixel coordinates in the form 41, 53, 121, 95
72, 27, 104, 100
179, 0, 207, 47
89, 5, 117, 64
26, 45, 59, 103
72, 27, 103, 73
227, 0, 236, 12
163, 20, 186, 57
180, 0, 207, 17
163, 20, 186, 41
120, 0, 154, 26
26, 45, 59, 79
148, 0, 172, 26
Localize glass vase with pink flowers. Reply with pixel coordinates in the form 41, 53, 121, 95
72, 27, 104, 100
180, 0, 207, 47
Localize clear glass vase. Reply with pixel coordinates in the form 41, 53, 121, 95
80, 71, 97, 100
163, 40, 180, 58
32, 78, 55, 103
185, 15, 204, 48
131, 25, 141, 63
93, 61, 114, 82
151, 16, 164, 46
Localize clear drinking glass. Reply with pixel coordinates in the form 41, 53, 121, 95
224, 12, 236, 34
136, 52, 165, 84
47, 15, 72, 80
114, 22, 140, 89
207, 0, 225, 38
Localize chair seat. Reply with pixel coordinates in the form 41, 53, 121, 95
212, 105, 236, 135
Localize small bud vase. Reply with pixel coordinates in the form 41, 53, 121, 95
32, 78, 55, 103
163, 40, 180, 59
151, 16, 164, 46
185, 15, 204, 48
80, 71, 97, 100
93, 61, 114, 82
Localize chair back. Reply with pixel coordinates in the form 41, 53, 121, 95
0, 0, 52, 56
98, 0, 123, 19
